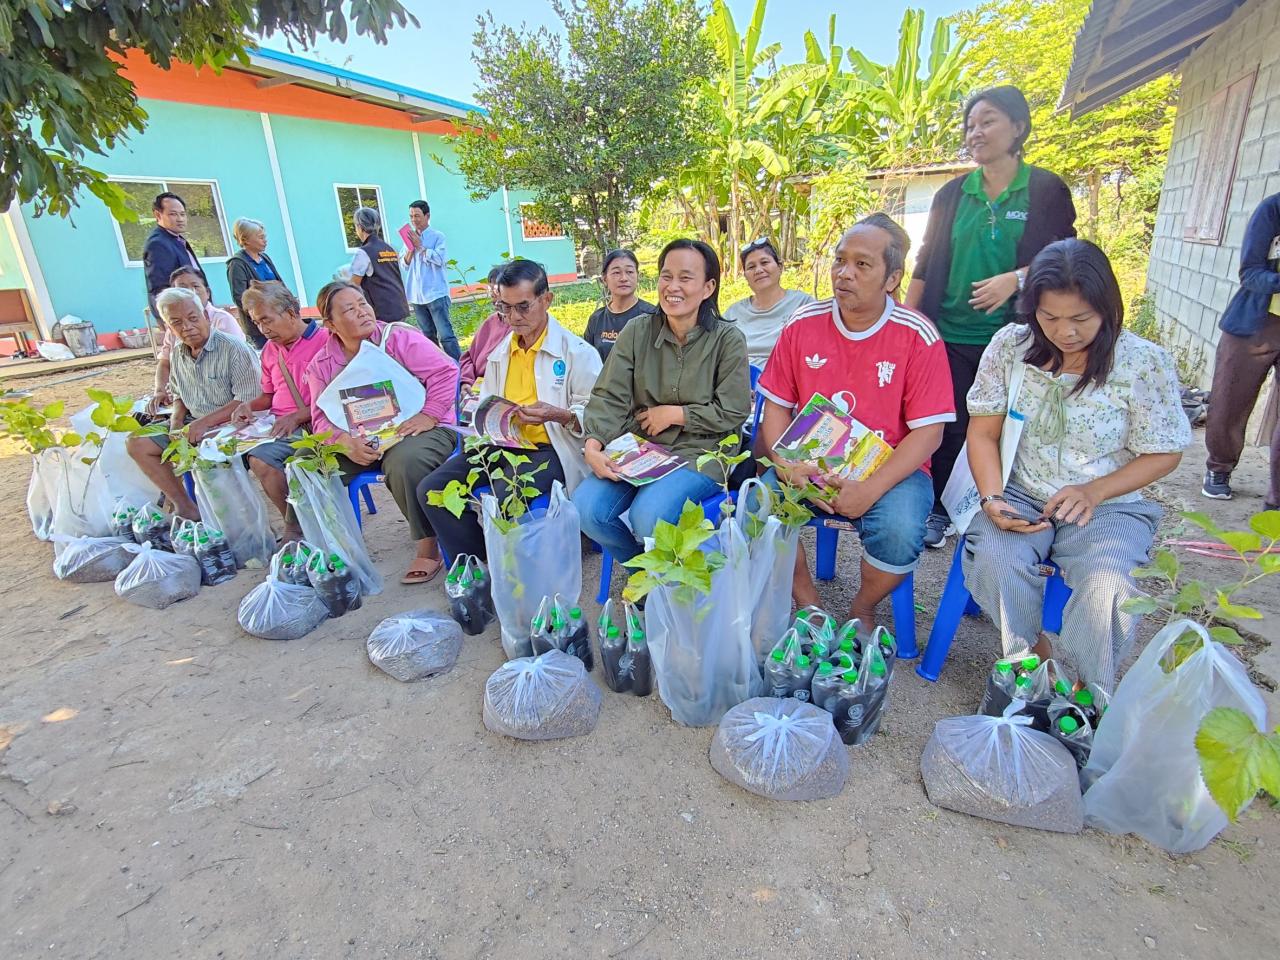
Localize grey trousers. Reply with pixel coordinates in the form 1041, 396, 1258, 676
337, 426, 457, 541
961, 485, 1162, 691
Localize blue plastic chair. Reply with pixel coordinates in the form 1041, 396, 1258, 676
595, 490, 729, 604
917, 535, 1073, 682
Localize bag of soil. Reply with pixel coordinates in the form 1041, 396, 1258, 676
482, 650, 601, 741
238, 553, 330, 641
51, 534, 135, 583
921, 706, 1083, 833
367, 610, 464, 682
710, 697, 850, 801
114, 542, 201, 609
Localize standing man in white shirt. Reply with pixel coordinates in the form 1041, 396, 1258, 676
403, 200, 461, 360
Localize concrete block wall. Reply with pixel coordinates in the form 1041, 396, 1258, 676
1146, 0, 1280, 382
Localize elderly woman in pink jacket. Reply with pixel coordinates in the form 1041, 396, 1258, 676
305, 281, 460, 584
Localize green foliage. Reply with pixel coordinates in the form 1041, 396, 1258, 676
622, 499, 725, 603
424, 435, 548, 534
2, 1, 414, 218
696, 434, 750, 497
160, 430, 201, 478
451, 0, 710, 260
84, 389, 141, 435
1127, 295, 1207, 385
0, 398, 68, 453
286, 431, 347, 478
1125, 510, 1280, 667
1195, 708, 1280, 822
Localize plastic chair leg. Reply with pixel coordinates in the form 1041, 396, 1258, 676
814, 524, 839, 581
1042, 565, 1071, 634
361, 483, 377, 515
964, 596, 982, 616
597, 550, 614, 605
917, 540, 973, 682
348, 484, 364, 529
890, 572, 918, 659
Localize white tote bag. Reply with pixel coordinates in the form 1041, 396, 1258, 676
315, 328, 426, 435
941, 356, 1028, 535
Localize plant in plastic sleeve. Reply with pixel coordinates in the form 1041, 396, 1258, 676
624, 502, 761, 727
51, 534, 134, 583
188, 441, 274, 569
482, 650, 601, 741
367, 610, 464, 682
284, 432, 382, 597
114, 542, 201, 609
0, 397, 68, 540
238, 552, 330, 641
481, 480, 582, 660
732, 478, 804, 662
710, 697, 849, 801
921, 703, 1084, 833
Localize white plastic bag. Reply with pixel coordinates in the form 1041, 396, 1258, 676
192, 457, 273, 568
367, 610, 464, 681
481, 481, 582, 660
1081, 620, 1267, 853
285, 463, 382, 597
733, 479, 802, 662
644, 518, 762, 727
48, 445, 115, 539
114, 542, 201, 609
482, 650, 602, 740
27, 451, 58, 540
710, 697, 849, 801
921, 706, 1083, 833
237, 553, 330, 640
51, 534, 134, 583
314, 335, 426, 432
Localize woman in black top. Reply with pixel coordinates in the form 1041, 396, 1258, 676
905, 85, 1076, 549
584, 249, 655, 361
226, 217, 281, 348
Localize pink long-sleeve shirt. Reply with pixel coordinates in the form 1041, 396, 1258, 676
305, 321, 459, 435
458, 310, 510, 387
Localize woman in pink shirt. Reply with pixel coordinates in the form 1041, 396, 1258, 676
305, 281, 460, 584
458, 265, 510, 388
231, 281, 330, 540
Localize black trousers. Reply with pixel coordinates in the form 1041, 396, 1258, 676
933, 341, 989, 516
417, 445, 566, 561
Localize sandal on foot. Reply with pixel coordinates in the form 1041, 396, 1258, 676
401, 557, 443, 585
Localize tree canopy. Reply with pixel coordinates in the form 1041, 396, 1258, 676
0, 0, 414, 219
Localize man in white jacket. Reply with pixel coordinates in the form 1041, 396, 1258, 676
418, 258, 602, 560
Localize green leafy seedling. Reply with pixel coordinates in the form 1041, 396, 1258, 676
622, 499, 725, 604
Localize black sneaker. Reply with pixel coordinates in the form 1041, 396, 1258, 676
1201, 471, 1233, 500
924, 511, 954, 549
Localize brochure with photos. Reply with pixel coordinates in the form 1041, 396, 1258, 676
772, 393, 893, 482
603, 433, 686, 486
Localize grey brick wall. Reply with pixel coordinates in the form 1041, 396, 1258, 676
1147, 0, 1280, 382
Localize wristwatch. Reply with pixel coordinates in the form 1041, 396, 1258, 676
979, 494, 1007, 507
1015, 268, 1027, 292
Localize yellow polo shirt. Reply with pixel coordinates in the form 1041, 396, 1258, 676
504, 327, 550, 446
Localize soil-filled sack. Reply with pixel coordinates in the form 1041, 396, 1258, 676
710, 697, 849, 801
482, 650, 601, 741
921, 707, 1083, 833
368, 610, 464, 681
51, 534, 135, 583
238, 554, 330, 641
114, 542, 201, 610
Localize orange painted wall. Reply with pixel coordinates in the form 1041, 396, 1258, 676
117, 50, 457, 136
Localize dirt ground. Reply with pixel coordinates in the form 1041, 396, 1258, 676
1, 358, 1277, 960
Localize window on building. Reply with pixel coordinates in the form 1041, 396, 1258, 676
1184, 70, 1256, 244
335, 185, 386, 249
519, 203, 566, 241
112, 178, 231, 263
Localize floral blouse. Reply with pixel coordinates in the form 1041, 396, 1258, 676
967, 324, 1191, 504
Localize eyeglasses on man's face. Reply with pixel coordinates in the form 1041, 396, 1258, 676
495, 299, 539, 318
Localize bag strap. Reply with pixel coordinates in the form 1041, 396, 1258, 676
276, 350, 307, 412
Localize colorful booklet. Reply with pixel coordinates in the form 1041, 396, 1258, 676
450, 395, 536, 449
772, 393, 893, 482
204, 414, 278, 453
340, 380, 401, 434
603, 433, 686, 486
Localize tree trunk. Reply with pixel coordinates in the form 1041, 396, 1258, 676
728, 174, 742, 278
1085, 169, 1101, 242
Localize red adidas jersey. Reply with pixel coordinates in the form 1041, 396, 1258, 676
758, 295, 955, 475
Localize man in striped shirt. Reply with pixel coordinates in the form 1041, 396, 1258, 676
756, 214, 955, 627
126, 286, 261, 520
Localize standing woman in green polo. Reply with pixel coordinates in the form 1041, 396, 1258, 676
906, 85, 1076, 550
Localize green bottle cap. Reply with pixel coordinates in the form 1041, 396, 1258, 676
870, 660, 886, 677
197, 534, 210, 545
795, 655, 811, 669
879, 632, 894, 648
333, 560, 347, 571
531, 616, 543, 629
1074, 689, 1095, 708
816, 662, 834, 677
995, 661, 1014, 674
474, 569, 487, 581
839, 639, 855, 655
1054, 679, 1070, 696
606, 625, 620, 638
810, 642, 829, 658
841, 670, 859, 684
446, 572, 459, 584
569, 607, 582, 619
771, 649, 786, 663
1021, 655, 1041, 671
630, 631, 645, 644
1059, 716, 1080, 734
1015, 675, 1033, 690
837, 654, 854, 670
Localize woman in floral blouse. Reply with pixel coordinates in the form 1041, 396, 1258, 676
962, 239, 1191, 690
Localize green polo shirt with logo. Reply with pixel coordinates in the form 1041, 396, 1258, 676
937, 162, 1030, 345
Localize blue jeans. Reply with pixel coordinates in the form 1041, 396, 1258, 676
759, 467, 933, 574
573, 467, 723, 563
413, 297, 461, 360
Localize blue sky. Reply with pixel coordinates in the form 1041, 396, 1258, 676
296, 0, 973, 107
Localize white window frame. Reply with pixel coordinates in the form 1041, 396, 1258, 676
518, 202, 566, 242
334, 183, 387, 252
107, 175, 232, 268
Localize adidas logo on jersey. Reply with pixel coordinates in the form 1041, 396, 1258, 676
804, 353, 828, 369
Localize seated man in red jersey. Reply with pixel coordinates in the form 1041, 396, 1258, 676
756, 213, 956, 628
